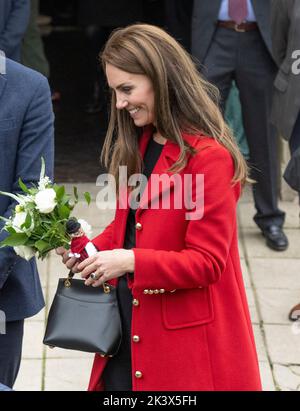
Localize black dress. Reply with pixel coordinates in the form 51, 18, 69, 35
102, 137, 164, 391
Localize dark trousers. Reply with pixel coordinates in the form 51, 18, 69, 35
203, 27, 285, 230
0, 320, 24, 389
289, 112, 300, 155
289, 111, 300, 201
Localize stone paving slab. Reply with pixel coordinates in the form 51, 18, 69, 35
46, 346, 95, 360
249, 258, 300, 290
240, 258, 251, 289
44, 358, 94, 391
242, 228, 300, 259
258, 362, 276, 391
256, 289, 300, 325
263, 324, 300, 364
14, 360, 43, 391
252, 325, 269, 363
238, 200, 300, 229
272, 364, 300, 391
21, 321, 45, 360
246, 287, 260, 324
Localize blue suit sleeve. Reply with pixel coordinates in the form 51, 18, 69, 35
0, 0, 30, 58
0, 74, 54, 289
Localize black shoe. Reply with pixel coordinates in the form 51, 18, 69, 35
262, 225, 289, 251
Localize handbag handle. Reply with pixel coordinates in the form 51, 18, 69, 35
64, 270, 111, 294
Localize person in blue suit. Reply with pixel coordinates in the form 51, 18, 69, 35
0, 55, 54, 388
0, 0, 30, 62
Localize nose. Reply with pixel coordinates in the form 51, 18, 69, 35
116, 96, 129, 110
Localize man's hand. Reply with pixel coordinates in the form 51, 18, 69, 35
55, 247, 80, 273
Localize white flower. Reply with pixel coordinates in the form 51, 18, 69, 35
78, 219, 92, 238
12, 211, 34, 233
35, 188, 57, 214
13, 245, 35, 261
38, 176, 51, 191
12, 212, 27, 233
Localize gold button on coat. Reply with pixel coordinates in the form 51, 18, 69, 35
135, 371, 143, 378
159, 289, 165, 294
132, 299, 140, 306
133, 335, 140, 343
148, 290, 154, 294
143, 289, 149, 294
135, 222, 142, 231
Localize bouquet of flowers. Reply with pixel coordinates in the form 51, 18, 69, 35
0, 158, 91, 261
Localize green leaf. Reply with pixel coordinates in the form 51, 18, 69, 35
34, 239, 49, 253
54, 185, 65, 202
61, 195, 71, 206
6, 226, 17, 234
58, 205, 71, 220
73, 186, 78, 202
0, 233, 28, 247
23, 213, 32, 229
18, 178, 30, 194
84, 192, 91, 206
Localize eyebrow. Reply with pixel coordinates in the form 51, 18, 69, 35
109, 83, 132, 90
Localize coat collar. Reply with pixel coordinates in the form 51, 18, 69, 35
138, 125, 181, 164
135, 126, 182, 214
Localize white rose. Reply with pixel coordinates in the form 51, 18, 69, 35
12, 211, 27, 233
78, 219, 92, 238
14, 245, 35, 261
35, 188, 57, 214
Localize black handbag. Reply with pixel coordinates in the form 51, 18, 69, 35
43, 272, 122, 356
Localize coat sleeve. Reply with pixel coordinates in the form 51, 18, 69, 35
0, 74, 54, 289
271, 0, 289, 67
92, 220, 115, 251
0, 0, 30, 58
131, 145, 240, 292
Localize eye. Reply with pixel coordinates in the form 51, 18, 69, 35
122, 87, 132, 94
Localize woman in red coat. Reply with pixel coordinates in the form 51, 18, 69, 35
57, 24, 262, 391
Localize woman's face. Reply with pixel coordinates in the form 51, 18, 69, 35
106, 63, 155, 127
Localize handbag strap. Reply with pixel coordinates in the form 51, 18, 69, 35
64, 270, 111, 294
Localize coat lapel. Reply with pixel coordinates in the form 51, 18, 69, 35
136, 130, 181, 217
118, 126, 181, 218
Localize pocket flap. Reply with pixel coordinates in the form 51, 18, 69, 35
162, 286, 214, 330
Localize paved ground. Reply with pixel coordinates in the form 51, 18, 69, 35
14, 184, 300, 391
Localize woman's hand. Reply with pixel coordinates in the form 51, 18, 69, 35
55, 247, 80, 273
77, 249, 135, 287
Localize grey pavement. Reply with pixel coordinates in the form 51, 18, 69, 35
13, 184, 300, 391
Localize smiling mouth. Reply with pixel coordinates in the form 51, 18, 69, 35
128, 107, 141, 115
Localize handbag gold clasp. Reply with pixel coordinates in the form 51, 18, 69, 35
64, 279, 72, 288
64, 270, 75, 288
103, 283, 111, 294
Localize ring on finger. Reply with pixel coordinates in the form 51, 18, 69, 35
90, 273, 100, 280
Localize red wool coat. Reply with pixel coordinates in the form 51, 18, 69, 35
88, 127, 262, 391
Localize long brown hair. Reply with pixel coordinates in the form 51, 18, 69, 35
101, 24, 248, 190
